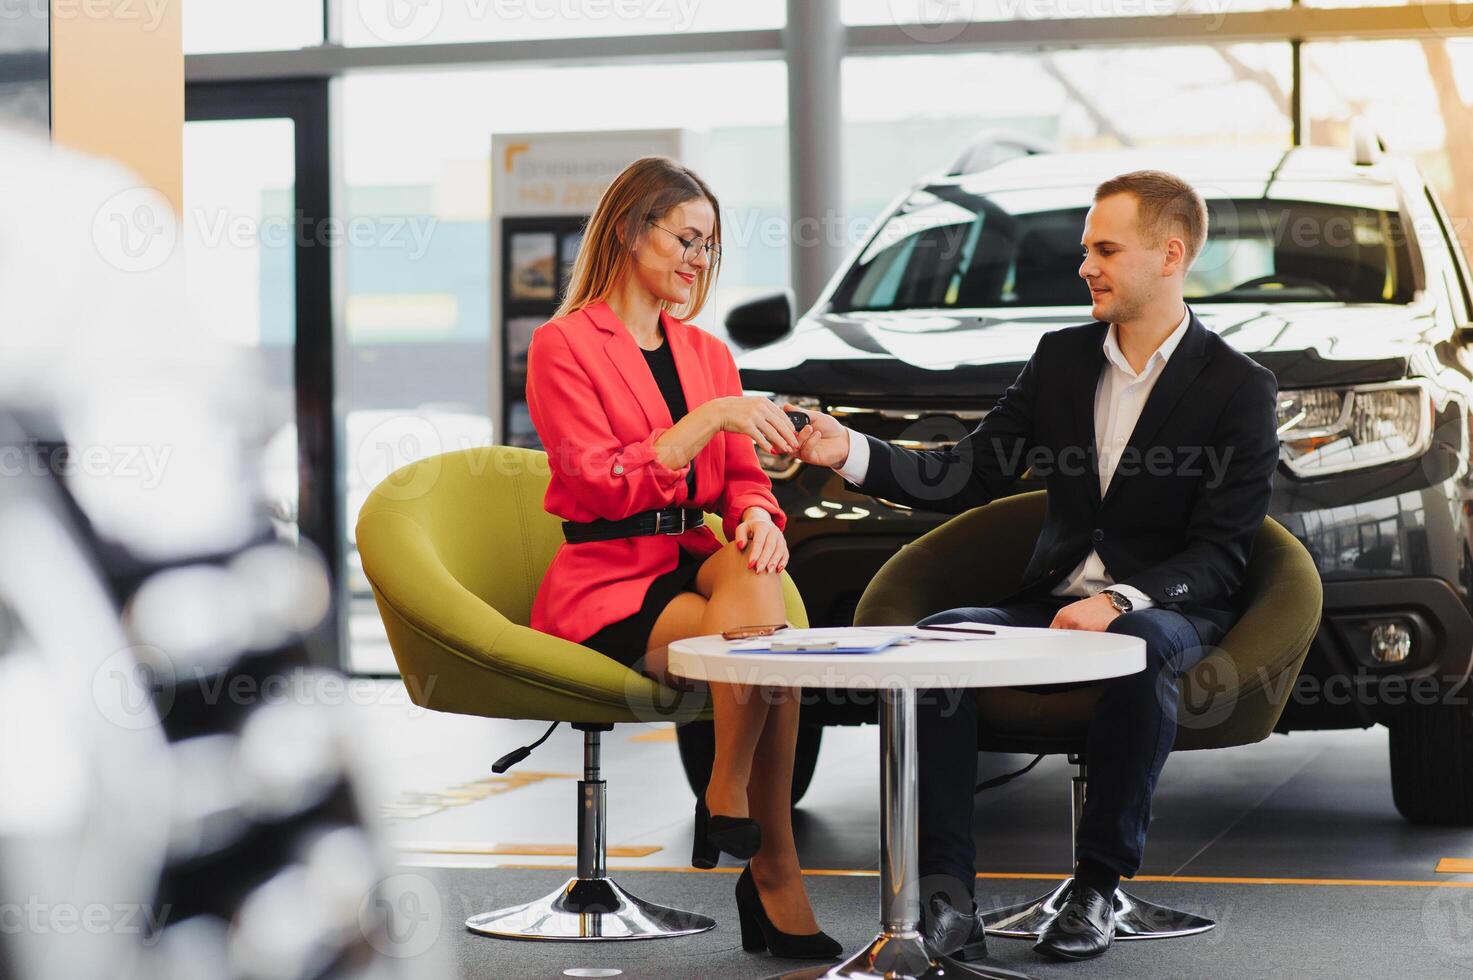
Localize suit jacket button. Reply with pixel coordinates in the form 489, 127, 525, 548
1092, 528, 1104, 543
613, 464, 625, 475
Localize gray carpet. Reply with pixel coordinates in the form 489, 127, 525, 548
418, 867, 1473, 979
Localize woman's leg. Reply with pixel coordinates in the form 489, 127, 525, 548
745, 688, 820, 934
644, 569, 771, 817
691, 541, 791, 817
702, 543, 821, 931
645, 543, 821, 932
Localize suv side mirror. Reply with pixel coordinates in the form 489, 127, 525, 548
725, 290, 793, 349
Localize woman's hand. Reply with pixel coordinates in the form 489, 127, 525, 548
789, 404, 852, 468
734, 508, 789, 574
707, 396, 801, 456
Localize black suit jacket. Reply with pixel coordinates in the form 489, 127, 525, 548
848, 312, 1280, 646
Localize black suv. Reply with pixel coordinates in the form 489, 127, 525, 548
676, 143, 1473, 826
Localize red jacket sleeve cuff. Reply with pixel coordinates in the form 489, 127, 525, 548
722, 491, 786, 542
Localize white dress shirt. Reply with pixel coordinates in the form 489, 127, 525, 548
834, 307, 1193, 611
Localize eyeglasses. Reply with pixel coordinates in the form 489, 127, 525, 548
647, 221, 722, 266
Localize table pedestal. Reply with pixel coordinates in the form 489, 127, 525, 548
772, 689, 1032, 980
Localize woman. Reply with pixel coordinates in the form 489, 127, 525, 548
525, 156, 840, 961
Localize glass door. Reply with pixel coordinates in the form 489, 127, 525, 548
185, 79, 341, 667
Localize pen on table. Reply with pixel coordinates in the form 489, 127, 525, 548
915, 624, 996, 636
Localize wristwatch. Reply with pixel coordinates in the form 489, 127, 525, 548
1100, 589, 1133, 615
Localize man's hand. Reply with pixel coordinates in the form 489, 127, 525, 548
788, 403, 851, 468
1048, 593, 1123, 632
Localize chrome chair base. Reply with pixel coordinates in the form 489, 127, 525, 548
466, 725, 714, 943
464, 874, 715, 941
769, 929, 1033, 980
981, 877, 1215, 941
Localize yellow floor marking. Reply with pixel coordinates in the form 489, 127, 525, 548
393, 842, 662, 858
1435, 857, 1473, 874
379, 771, 575, 821
628, 727, 679, 743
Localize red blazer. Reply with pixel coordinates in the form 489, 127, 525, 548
526, 300, 786, 644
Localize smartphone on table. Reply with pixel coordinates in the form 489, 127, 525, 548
722, 624, 788, 641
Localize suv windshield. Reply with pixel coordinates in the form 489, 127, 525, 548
832, 190, 1416, 311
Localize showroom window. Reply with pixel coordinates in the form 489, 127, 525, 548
1302, 38, 1473, 256
340, 59, 789, 340
840, 44, 1292, 227
341, 0, 785, 45
185, 0, 324, 54
842, 0, 1288, 25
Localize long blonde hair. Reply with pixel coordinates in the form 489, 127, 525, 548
555, 156, 722, 322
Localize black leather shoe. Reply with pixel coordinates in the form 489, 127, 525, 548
919, 891, 989, 962
1033, 883, 1116, 961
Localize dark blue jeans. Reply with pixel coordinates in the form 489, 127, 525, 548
914, 592, 1217, 897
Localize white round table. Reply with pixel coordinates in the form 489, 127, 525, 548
667, 625, 1145, 980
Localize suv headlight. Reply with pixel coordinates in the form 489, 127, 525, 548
745, 392, 820, 480
1277, 380, 1431, 477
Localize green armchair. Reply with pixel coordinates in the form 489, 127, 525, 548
853, 489, 1322, 941
355, 445, 808, 942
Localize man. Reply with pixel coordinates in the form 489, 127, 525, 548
792, 170, 1279, 962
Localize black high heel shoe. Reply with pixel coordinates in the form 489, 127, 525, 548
691, 796, 761, 869
735, 863, 843, 960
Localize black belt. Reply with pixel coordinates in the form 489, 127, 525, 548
563, 506, 705, 543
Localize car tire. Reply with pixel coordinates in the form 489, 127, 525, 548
675, 720, 823, 807
1390, 701, 1473, 825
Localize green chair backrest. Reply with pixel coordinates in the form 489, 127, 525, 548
359, 446, 562, 627
854, 490, 1323, 749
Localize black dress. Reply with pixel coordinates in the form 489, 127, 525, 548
579, 335, 705, 667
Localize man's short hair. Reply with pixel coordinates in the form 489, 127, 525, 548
1094, 170, 1209, 267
